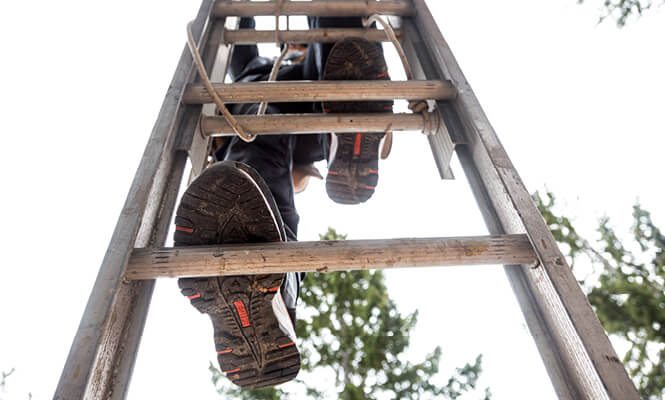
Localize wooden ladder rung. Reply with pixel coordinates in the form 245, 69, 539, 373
183, 80, 456, 104
213, 0, 416, 17
201, 113, 424, 136
126, 235, 536, 280
224, 28, 400, 44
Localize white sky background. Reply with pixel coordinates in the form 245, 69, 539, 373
0, 1, 664, 399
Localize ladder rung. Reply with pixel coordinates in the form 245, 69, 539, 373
213, 0, 416, 17
201, 113, 424, 136
224, 28, 400, 44
183, 80, 456, 104
126, 235, 536, 280
201, 112, 424, 136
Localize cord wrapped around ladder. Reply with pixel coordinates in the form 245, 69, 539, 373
258, 0, 289, 116
362, 15, 438, 139
187, 21, 256, 142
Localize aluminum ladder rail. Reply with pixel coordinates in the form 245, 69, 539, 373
55, 1, 640, 399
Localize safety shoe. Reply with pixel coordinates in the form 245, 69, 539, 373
174, 161, 300, 389
322, 37, 393, 205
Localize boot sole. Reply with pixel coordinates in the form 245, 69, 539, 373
326, 133, 382, 204
322, 38, 393, 204
174, 161, 300, 388
178, 275, 300, 388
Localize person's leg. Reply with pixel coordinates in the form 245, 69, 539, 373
221, 104, 299, 239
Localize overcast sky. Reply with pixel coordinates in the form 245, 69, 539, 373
0, 1, 663, 399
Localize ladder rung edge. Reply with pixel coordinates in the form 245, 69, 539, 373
201, 113, 424, 136
126, 234, 536, 280
183, 80, 456, 104
213, 0, 416, 17
224, 28, 400, 44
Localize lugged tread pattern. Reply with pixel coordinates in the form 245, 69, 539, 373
326, 132, 383, 204
322, 37, 393, 205
174, 161, 300, 388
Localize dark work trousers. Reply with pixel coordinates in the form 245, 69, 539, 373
218, 16, 369, 238
216, 17, 370, 316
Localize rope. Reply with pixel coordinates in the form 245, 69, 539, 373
362, 15, 437, 137
257, 45, 290, 116
275, 0, 285, 44
257, 0, 290, 116
362, 15, 413, 80
186, 21, 255, 142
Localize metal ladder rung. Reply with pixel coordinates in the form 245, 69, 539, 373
224, 28, 400, 44
213, 0, 415, 17
201, 113, 424, 136
126, 234, 537, 280
183, 80, 456, 104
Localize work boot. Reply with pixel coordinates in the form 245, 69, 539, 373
174, 161, 300, 389
322, 37, 393, 204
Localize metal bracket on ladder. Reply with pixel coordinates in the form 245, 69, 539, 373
55, 1, 640, 399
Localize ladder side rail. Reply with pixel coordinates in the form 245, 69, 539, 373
105, 19, 231, 397
107, 18, 232, 397
400, 18, 580, 400
105, 155, 188, 400
391, 15, 458, 180
409, 1, 639, 399
104, 18, 232, 400
459, 138, 586, 398
54, 2, 218, 398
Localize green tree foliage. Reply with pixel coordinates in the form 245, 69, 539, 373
534, 192, 665, 399
211, 228, 490, 399
578, 0, 664, 27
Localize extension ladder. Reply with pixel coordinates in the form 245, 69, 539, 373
54, 1, 639, 399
